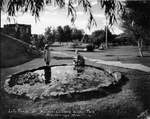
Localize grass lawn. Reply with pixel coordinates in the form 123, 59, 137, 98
1, 33, 35, 68
1, 44, 150, 119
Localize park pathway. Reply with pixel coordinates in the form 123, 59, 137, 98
52, 51, 150, 72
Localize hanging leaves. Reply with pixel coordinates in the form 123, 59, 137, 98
3, 0, 125, 29
87, 12, 97, 30
55, 0, 65, 8
78, 0, 97, 29
6, 0, 45, 22
98, 0, 125, 26
68, 1, 76, 25
0, 0, 5, 11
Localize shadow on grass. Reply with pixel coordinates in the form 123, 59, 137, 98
68, 46, 85, 49
65, 49, 101, 53
2, 115, 101, 119
106, 55, 130, 57
51, 45, 63, 47
64, 49, 76, 52
53, 56, 74, 60
1, 55, 35, 68
137, 56, 150, 57
132, 73, 150, 111
1, 75, 130, 119
105, 75, 129, 93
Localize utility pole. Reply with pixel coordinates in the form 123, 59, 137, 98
0, 5, 1, 29
0, 0, 4, 29
105, 15, 108, 49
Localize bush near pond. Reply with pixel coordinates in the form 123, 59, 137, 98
86, 44, 95, 51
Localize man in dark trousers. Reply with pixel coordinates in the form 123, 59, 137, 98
44, 44, 51, 84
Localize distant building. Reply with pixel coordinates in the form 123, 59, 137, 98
3, 23, 31, 37
2, 24, 32, 43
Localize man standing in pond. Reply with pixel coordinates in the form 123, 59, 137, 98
44, 44, 51, 84
44, 44, 51, 66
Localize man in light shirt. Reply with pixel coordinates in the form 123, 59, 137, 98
44, 44, 51, 84
44, 44, 51, 66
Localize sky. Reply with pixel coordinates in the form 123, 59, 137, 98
1, 0, 123, 35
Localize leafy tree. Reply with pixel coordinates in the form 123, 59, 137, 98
63, 25, 72, 42
72, 28, 84, 41
31, 34, 45, 50
37, 35, 45, 49
56, 26, 64, 44
29, 34, 45, 57
91, 30, 105, 46
81, 34, 89, 43
90, 29, 113, 47
121, 0, 150, 57
52, 28, 57, 42
54, 25, 84, 44
44, 26, 55, 44
115, 33, 136, 46
1, 0, 124, 29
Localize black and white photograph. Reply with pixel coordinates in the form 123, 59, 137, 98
0, 0, 150, 119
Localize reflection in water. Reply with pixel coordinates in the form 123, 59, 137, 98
44, 66, 51, 84
73, 66, 85, 76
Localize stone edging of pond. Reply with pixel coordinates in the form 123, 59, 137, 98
4, 64, 122, 100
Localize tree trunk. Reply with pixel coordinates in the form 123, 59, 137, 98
138, 40, 144, 57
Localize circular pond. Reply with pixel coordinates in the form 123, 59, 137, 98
4, 65, 122, 100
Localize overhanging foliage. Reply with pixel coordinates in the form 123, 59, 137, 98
1, 0, 125, 29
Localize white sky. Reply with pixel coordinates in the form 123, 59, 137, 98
1, 0, 123, 35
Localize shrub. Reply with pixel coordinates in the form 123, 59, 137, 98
27, 45, 43, 57
86, 44, 95, 51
